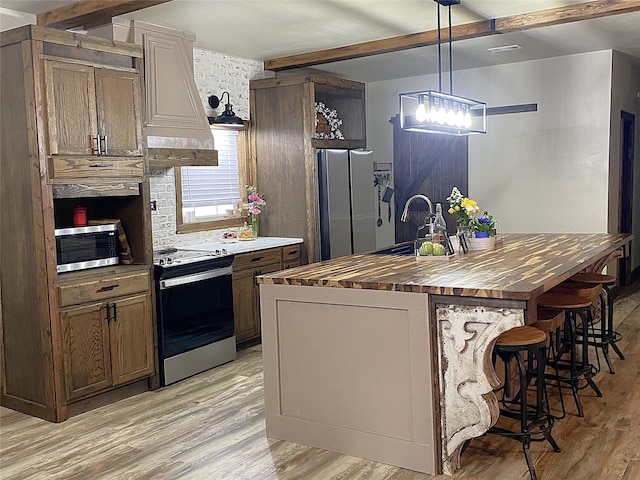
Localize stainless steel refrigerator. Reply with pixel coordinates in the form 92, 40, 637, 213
318, 149, 376, 260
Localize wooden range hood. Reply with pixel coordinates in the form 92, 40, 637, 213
88, 19, 218, 166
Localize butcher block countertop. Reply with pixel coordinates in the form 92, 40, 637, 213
257, 233, 632, 300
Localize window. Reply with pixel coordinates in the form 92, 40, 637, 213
176, 127, 249, 233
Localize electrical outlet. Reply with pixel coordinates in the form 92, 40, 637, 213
150, 200, 157, 211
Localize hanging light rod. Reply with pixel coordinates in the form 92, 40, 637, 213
399, 0, 486, 135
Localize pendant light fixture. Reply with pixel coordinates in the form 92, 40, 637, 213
399, 0, 486, 135
208, 92, 245, 128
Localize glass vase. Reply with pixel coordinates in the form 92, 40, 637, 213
251, 214, 259, 239
456, 224, 470, 237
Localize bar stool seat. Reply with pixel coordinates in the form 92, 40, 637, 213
537, 292, 602, 417
570, 272, 616, 285
489, 325, 561, 480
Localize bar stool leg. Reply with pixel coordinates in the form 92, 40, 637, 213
578, 310, 603, 398
595, 291, 615, 374
565, 312, 585, 417
604, 285, 625, 361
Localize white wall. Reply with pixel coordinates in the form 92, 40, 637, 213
367, 51, 614, 235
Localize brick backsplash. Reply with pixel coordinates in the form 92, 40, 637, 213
150, 48, 273, 251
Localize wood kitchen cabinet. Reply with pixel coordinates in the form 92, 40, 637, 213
232, 245, 301, 346
43, 59, 143, 159
0, 26, 155, 422
61, 293, 153, 401
44, 59, 144, 185
58, 270, 154, 402
250, 73, 366, 263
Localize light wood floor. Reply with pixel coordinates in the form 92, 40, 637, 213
1, 281, 639, 480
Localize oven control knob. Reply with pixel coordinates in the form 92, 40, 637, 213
159, 259, 165, 266
167, 257, 173, 264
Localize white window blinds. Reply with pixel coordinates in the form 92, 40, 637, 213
180, 129, 241, 209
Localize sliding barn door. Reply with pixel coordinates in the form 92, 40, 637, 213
391, 116, 468, 244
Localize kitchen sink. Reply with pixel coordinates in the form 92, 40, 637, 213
371, 242, 415, 256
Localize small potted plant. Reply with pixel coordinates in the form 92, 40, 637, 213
469, 211, 496, 238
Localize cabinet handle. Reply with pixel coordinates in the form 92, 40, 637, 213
92, 136, 100, 155
112, 302, 118, 322
97, 284, 119, 293
100, 135, 108, 156
105, 303, 110, 322
250, 256, 264, 263
89, 163, 114, 168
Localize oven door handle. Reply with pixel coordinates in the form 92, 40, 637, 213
159, 266, 233, 289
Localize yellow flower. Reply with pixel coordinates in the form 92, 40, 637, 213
448, 208, 454, 214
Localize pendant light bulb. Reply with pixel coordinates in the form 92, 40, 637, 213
463, 111, 472, 129
446, 102, 457, 126
415, 95, 428, 122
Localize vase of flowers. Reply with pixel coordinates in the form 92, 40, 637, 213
447, 186, 480, 234
245, 185, 266, 238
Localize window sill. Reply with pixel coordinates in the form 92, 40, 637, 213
176, 217, 246, 234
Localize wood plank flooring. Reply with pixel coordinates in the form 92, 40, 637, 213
1, 280, 639, 479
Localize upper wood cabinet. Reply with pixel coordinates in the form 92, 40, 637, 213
43, 59, 143, 158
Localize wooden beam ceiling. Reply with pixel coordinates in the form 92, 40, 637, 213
37, 0, 173, 30
264, 0, 640, 71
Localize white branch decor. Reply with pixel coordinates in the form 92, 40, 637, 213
315, 102, 344, 140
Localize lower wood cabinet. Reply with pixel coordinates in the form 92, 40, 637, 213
232, 245, 301, 345
57, 270, 154, 403
60, 292, 153, 402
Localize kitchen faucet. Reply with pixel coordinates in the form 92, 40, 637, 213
400, 194, 435, 239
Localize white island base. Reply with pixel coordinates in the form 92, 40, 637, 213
260, 284, 438, 474
260, 283, 527, 475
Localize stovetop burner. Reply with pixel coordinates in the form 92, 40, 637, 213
153, 247, 229, 267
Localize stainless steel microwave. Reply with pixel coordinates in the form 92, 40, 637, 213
55, 224, 119, 273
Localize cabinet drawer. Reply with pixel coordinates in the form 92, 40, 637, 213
58, 270, 150, 307
233, 248, 281, 271
48, 156, 144, 181
282, 244, 301, 263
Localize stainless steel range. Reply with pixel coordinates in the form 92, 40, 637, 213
153, 248, 236, 386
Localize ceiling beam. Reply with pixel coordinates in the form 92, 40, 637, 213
264, 0, 640, 71
37, 0, 173, 30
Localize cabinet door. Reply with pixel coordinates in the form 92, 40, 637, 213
109, 293, 154, 386
44, 60, 98, 156
232, 268, 259, 344
60, 302, 112, 401
95, 68, 143, 157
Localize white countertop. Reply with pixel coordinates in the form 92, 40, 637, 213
180, 237, 303, 256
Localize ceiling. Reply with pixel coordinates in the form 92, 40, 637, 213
2, 0, 640, 83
